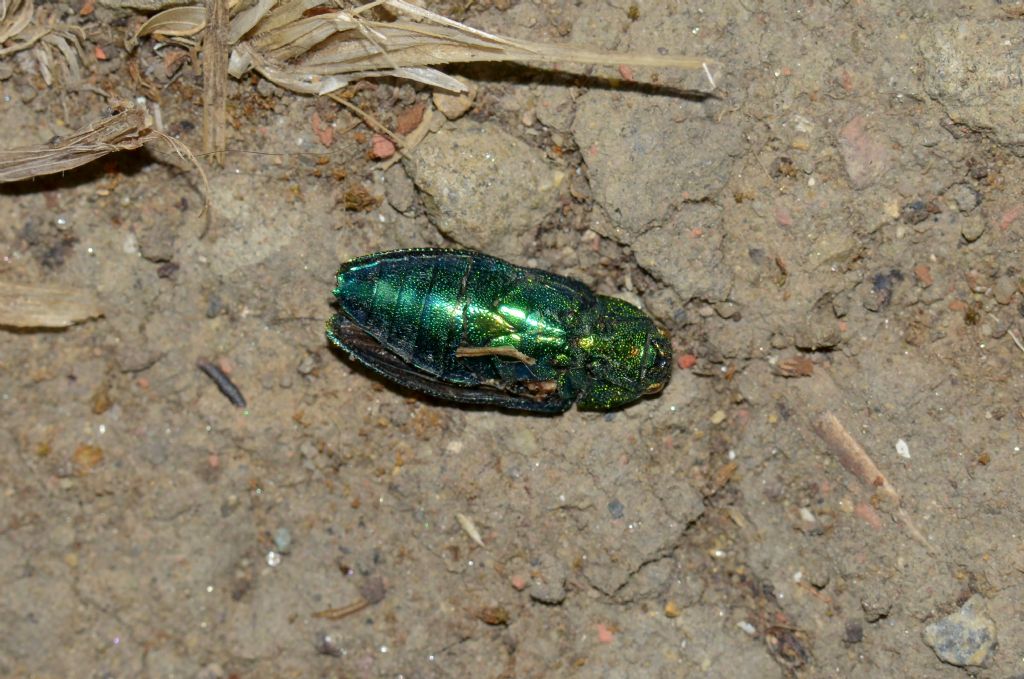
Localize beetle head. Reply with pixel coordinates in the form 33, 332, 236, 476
576, 296, 672, 410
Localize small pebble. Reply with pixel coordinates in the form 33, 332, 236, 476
736, 620, 757, 636
316, 632, 345, 657
297, 354, 318, 375
960, 216, 986, 242
923, 595, 997, 667
993, 276, 1017, 305
528, 554, 567, 605
607, 499, 625, 519
947, 183, 980, 213
913, 264, 934, 288
273, 527, 292, 554
432, 78, 477, 120
843, 621, 864, 644
901, 200, 936, 225
370, 134, 396, 160
710, 410, 727, 425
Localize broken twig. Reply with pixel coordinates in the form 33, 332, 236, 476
812, 410, 932, 552
0, 281, 103, 328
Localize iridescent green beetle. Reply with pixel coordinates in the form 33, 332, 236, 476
326, 249, 672, 413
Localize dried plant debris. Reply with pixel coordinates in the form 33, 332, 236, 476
0, 102, 157, 182
0, 281, 103, 329
0, 0, 87, 85
0, 101, 209, 208
202, 0, 230, 163
811, 410, 933, 553
130, 0, 717, 96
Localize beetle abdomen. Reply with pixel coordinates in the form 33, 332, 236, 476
336, 250, 470, 376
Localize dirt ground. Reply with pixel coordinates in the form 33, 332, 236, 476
3, 1, 1024, 677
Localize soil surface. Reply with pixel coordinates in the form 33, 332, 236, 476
2, 1, 1023, 677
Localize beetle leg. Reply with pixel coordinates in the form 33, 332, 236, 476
523, 379, 558, 399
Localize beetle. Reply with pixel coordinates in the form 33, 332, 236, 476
326, 249, 672, 413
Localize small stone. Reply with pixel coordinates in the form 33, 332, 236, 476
73, 444, 104, 473
843, 621, 864, 644
383, 164, 417, 214
715, 301, 740, 319
709, 410, 727, 425
607, 499, 625, 519
403, 121, 563, 257
475, 606, 510, 626
528, 554, 567, 605
370, 134, 396, 160
794, 319, 842, 349
137, 222, 176, 263
993, 276, 1017, 305
206, 295, 223, 318
432, 79, 477, 120
273, 527, 292, 554
861, 595, 891, 622
838, 115, 890, 189
315, 632, 345, 657
960, 215, 986, 243
900, 200, 938, 225
297, 353, 318, 375
913, 264, 933, 288
664, 600, 681, 618
923, 595, 997, 668
947, 183, 980, 213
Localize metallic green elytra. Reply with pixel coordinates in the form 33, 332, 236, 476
326, 249, 672, 413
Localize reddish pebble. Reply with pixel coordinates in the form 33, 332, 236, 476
998, 205, 1024, 231
94, 45, 107, 61
370, 134, 396, 159
216, 356, 235, 375
838, 115, 890, 189
208, 453, 220, 469
677, 354, 697, 370
774, 204, 794, 227
311, 112, 334, 147
913, 264, 933, 288
395, 102, 426, 135
510, 575, 528, 591
596, 623, 615, 644
618, 65, 635, 82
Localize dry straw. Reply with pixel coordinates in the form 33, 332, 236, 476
131, 0, 718, 96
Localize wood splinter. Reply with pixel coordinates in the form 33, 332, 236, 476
812, 410, 933, 553
455, 345, 536, 365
